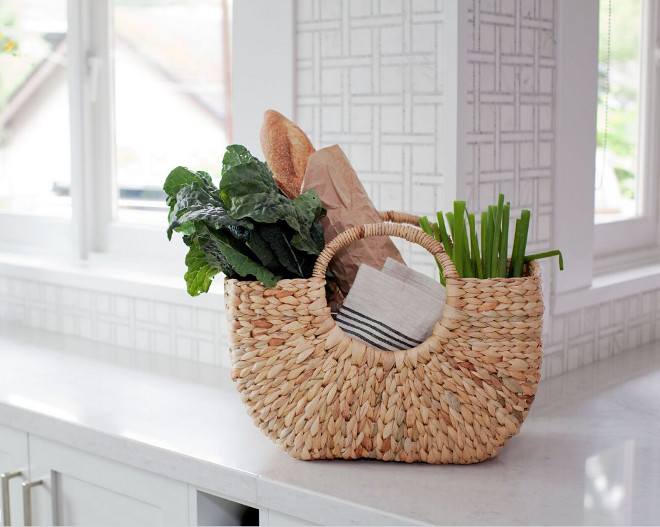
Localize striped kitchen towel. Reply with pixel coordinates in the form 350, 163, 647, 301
335, 263, 446, 351
382, 257, 447, 300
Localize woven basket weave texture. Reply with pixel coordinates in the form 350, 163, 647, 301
225, 214, 543, 464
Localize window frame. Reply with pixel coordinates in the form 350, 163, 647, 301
593, 0, 660, 259
0, 0, 296, 310
0, 0, 239, 265
553, 0, 660, 315
79, 0, 201, 262
70, 0, 114, 259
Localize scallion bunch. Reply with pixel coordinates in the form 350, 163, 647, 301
419, 194, 563, 285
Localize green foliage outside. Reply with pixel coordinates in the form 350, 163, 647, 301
0, 2, 25, 108
596, 0, 641, 201
0, 1, 65, 111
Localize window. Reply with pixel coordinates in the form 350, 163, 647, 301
0, 0, 71, 217
0, 0, 232, 259
595, 0, 642, 223
113, 0, 232, 225
594, 0, 660, 257
554, 0, 660, 309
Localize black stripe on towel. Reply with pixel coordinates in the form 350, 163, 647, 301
341, 306, 423, 345
336, 314, 413, 350
338, 307, 422, 346
335, 314, 413, 351
337, 323, 408, 351
335, 316, 406, 350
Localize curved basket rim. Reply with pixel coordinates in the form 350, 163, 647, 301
224, 260, 542, 368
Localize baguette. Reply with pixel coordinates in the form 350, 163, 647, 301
260, 110, 315, 199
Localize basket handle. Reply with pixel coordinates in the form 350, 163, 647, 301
377, 210, 422, 225
311, 222, 458, 280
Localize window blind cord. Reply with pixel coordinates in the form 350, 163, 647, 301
596, 0, 613, 191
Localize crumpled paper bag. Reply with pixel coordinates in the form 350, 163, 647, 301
302, 145, 406, 295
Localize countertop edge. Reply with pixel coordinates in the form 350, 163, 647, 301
0, 402, 260, 506
0, 399, 425, 525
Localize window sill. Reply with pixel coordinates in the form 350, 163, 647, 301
552, 257, 660, 315
0, 251, 225, 311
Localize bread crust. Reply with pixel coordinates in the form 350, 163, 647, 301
260, 110, 316, 199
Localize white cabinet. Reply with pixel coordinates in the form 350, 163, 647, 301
0, 424, 29, 526
28, 436, 190, 526
1, 424, 316, 526
0, 426, 189, 526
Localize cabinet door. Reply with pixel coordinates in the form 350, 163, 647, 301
0, 424, 29, 526
27, 436, 189, 526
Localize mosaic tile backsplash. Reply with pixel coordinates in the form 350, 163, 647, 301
0, 276, 230, 369
296, 0, 448, 277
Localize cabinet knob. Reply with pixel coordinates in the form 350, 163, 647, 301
0, 471, 22, 526
22, 479, 44, 527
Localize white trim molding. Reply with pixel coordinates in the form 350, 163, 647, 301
553, 263, 660, 315
231, 0, 295, 158
442, 0, 470, 208
553, 0, 599, 297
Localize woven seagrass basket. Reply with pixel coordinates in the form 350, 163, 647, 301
225, 212, 543, 464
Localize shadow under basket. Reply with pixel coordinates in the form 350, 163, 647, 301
225, 214, 544, 464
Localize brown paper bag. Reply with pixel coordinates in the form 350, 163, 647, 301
302, 145, 406, 295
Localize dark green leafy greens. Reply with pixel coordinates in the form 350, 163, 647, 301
166, 181, 250, 239
219, 150, 324, 255
164, 145, 325, 296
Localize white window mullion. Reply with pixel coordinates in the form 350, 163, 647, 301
232, 0, 294, 158
89, 0, 116, 250
648, 0, 660, 248
637, 0, 659, 228
68, 0, 115, 260
554, 0, 599, 296
67, 0, 90, 260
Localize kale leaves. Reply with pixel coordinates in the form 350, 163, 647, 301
164, 145, 325, 295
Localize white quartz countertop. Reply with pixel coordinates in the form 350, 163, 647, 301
1, 324, 659, 526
